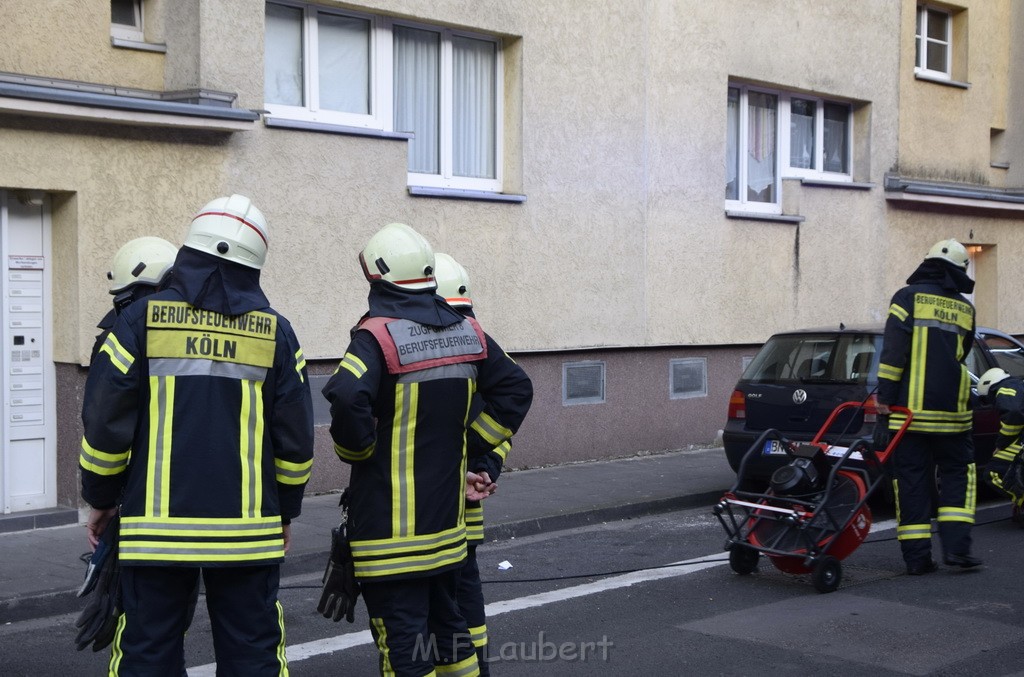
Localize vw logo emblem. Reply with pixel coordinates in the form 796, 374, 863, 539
793, 389, 808, 404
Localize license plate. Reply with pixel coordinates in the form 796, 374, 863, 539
762, 439, 790, 455
824, 445, 863, 461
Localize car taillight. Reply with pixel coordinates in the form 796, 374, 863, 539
863, 394, 878, 424
728, 390, 746, 420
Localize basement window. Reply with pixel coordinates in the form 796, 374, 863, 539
563, 361, 605, 406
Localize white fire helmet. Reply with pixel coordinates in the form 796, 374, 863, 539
434, 253, 472, 308
925, 238, 969, 271
108, 236, 178, 294
358, 222, 437, 291
977, 367, 1011, 399
184, 194, 268, 269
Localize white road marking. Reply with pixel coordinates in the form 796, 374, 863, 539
189, 516, 904, 672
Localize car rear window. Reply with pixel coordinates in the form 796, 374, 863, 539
742, 332, 882, 384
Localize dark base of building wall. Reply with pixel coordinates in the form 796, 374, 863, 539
0, 506, 78, 533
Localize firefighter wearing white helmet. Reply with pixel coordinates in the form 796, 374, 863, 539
434, 252, 473, 308
876, 237, 980, 574
91, 237, 178, 362
184, 193, 269, 269
81, 194, 313, 672
358, 221, 437, 291
975, 367, 1024, 523
924, 238, 970, 271
321, 228, 533, 676
435, 252, 515, 676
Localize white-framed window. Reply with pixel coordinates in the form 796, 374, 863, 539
670, 358, 707, 400
110, 0, 144, 42
726, 84, 852, 211
915, 5, 952, 79
563, 361, 605, 406
264, 1, 503, 193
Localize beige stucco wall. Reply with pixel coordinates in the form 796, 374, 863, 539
897, 0, 1011, 185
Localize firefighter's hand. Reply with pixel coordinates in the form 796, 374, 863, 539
872, 415, 891, 452
466, 472, 496, 501
317, 526, 360, 623
875, 403, 891, 416
282, 523, 292, 554
86, 507, 118, 550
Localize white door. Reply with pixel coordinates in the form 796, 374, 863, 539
0, 191, 56, 513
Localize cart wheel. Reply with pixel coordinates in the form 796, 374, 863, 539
729, 546, 760, 575
812, 556, 842, 593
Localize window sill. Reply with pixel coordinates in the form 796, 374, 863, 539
991, 162, 1010, 170
798, 178, 874, 190
110, 38, 167, 53
914, 72, 970, 89
263, 116, 413, 140
408, 186, 526, 203
725, 210, 804, 224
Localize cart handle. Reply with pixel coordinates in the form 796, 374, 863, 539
809, 401, 912, 465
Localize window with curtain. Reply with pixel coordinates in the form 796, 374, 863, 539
915, 5, 951, 78
726, 83, 853, 210
264, 2, 503, 193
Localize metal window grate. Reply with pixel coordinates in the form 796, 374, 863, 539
563, 361, 605, 405
670, 358, 707, 400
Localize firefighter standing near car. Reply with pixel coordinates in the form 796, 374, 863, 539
80, 194, 315, 675
976, 367, 1024, 524
321, 223, 532, 677
434, 252, 511, 676
876, 238, 982, 575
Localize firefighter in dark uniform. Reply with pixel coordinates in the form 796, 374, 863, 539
876, 238, 982, 575
976, 367, 1024, 524
435, 252, 510, 676
91, 236, 178, 362
80, 194, 315, 675
322, 223, 533, 677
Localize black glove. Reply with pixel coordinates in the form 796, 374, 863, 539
872, 415, 891, 452
317, 523, 359, 623
75, 525, 122, 652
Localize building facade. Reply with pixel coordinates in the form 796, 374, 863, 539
0, 0, 1022, 521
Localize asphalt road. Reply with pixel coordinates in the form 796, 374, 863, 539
4, 500, 1023, 676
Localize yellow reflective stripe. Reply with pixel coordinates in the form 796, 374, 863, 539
274, 601, 288, 673
997, 386, 1018, 398
109, 612, 126, 674
239, 379, 266, 519
334, 442, 374, 462
889, 303, 909, 322
492, 440, 511, 462
79, 438, 129, 475
119, 540, 285, 562
468, 623, 488, 648
351, 525, 466, 557
337, 352, 368, 378
877, 363, 903, 382
275, 457, 312, 485
896, 524, 932, 540
435, 653, 479, 676
391, 383, 418, 538
999, 421, 1024, 437
99, 333, 135, 374
353, 540, 467, 578
470, 411, 512, 447
294, 348, 306, 383
994, 448, 1019, 462
145, 375, 174, 518
909, 325, 926, 411
371, 618, 396, 677
121, 514, 284, 536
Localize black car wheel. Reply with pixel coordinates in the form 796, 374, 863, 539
812, 555, 842, 593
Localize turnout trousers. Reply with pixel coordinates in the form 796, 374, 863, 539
110, 564, 288, 677
456, 545, 489, 676
892, 430, 976, 566
361, 569, 479, 677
